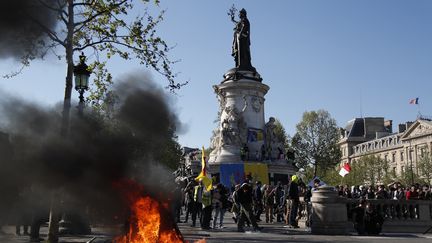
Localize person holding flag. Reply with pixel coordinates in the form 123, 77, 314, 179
192, 147, 213, 229
195, 147, 212, 191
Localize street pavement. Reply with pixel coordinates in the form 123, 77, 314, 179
178, 213, 432, 243
1, 214, 432, 243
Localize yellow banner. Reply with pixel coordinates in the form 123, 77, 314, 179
244, 163, 269, 185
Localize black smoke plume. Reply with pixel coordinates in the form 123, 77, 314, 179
0, 74, 181, 225
0, 0, 59, 59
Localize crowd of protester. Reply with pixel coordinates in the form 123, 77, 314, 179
335, 182, 432, 200
176, 176, 432, 235
178, 175, 317, 232
336, 181, 432, 235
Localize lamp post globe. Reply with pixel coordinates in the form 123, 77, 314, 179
73, 52, 91, 116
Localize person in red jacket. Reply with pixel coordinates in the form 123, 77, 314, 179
406, 185, 419, 200
405, 185, 419, 219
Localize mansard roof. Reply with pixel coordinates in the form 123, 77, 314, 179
345, 118, 365, 138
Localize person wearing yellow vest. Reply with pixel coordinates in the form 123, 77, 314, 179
191, 180, 203, 227
200, 186, 212, 230
287, 175, 300, 228
237, 183, 261, 232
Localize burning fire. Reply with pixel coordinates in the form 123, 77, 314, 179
113, 180, 183, 243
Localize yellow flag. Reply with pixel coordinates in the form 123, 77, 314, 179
195, 146, 212, 191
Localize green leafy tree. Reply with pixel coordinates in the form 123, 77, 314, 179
343, 159, 368, 186
273, 118, 290, 153
343, 155, 392, 186
397, 164, 423, 186
303, 165, 341, 186
362, 155, 386, 185
291, 110, 341, 177
418, 152, 432, 184
153, 133, 183, 170
10, 0, 185, 135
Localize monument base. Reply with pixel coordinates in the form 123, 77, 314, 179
213, 145, 241, 164
223, 68, 262, 82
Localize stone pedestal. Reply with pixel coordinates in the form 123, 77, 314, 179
311, 186, 348, 235
214, 145, 241, 163
209, 69, 269, 164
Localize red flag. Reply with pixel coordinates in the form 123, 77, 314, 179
339, 163, 351, 177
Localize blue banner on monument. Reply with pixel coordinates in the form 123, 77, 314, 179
247, 128, 264, 142
220, 163, 244, 189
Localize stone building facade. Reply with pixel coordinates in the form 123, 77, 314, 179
339, 117, 432, 177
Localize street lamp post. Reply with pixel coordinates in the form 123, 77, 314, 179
73, 52, 91, 116
409, 140, 414, 185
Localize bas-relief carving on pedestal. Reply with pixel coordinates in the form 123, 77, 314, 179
220, 98, 248, 148
210, 89, 249, 162
251, 96, 263, 113
213, 85, 227, 121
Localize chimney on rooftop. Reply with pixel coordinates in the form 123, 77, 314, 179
384, 120, 393, 133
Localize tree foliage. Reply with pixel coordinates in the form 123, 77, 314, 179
7, 0, 185, 135
417, 151, 432, 184
291, 110, 341, 177
343, 155, 391, 186
273, 118, 290, 152
153, 131, 183, 171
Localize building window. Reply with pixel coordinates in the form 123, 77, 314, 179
384, 155, 388, 161
392, 153, 396, 163
393, 167, 396, 175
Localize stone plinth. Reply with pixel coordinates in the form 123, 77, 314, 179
311, 186, 348, 235
209, 69, 269, 164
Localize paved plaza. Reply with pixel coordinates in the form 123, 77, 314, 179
1, 214, 431, 243
179, 214, 432, 243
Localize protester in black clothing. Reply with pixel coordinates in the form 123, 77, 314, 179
237, 183, 260, 232
364, 203, 384, 235
375, 185, 388, 199
183, 186, 195, 223
274, 181, 284, 222
287, 175, 300, 228
352, 199, 366, 235
420, 185, 432, 200
14, 190, 31, 236
366, 186, 375, 199
253, 181, 263, 222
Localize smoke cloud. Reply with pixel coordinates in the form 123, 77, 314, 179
0, 0, 59, 59
0, 74, 181, 225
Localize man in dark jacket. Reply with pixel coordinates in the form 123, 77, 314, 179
287, 175, 300, 228
237, 183, 261, 232
253, 181, 263, 222
274, 181, 284, 222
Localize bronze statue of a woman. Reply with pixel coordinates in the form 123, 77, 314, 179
230, 8, 254, 71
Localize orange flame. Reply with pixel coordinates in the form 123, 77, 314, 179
113, 180, 183, 243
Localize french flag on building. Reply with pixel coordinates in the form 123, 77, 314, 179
409, 98, 419, 105
339, 163, 351, 177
